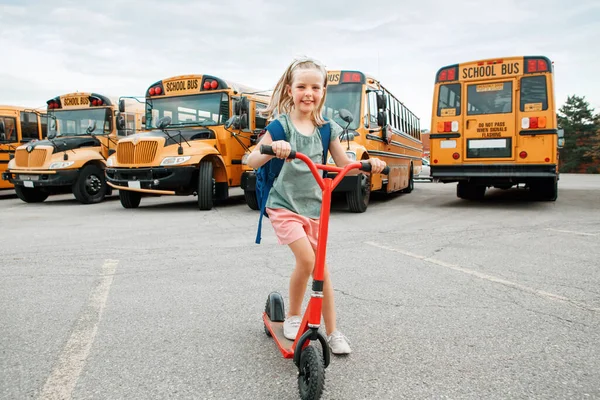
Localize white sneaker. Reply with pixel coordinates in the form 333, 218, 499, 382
283, 315, 302, 340
327, 330, 352, 355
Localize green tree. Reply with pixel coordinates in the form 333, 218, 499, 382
557, 95, 598, 172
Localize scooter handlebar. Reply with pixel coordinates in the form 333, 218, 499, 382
359, 161, 390, 175
260, 144, 296, 159
260, 145, 389, 175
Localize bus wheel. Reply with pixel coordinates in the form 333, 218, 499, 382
244, 190, 259, 210
457, 182, 485, 200
346, 173, 370, 213
15, 185, 49, 203
73, 165, 106, 204
119, 190, 141, 208
402, 167, 414, 193
197, 161, 214, 210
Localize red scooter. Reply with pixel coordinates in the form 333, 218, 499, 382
260, 144, 389, 400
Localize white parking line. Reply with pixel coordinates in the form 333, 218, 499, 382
38, 259, 119, 400
365, 241, 599, 312
546, 228, 599, 237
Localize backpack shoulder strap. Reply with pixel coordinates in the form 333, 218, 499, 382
266, 119, 286, 142
319, 118, 331, 161
255, 119, 287, 244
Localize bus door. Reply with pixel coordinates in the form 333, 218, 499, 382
463, 80, 516, 162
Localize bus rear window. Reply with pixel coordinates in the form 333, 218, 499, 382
467, 82, 513, 115
437, 83, 461, 117
520, 76, 548, 112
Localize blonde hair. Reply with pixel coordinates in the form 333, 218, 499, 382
263, 57, 328, 126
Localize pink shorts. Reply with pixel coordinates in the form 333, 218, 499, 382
266, 207, 320, 249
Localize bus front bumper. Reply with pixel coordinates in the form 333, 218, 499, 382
105, 166, 196, 194
432, 164, 558, 183
3, 169, 80, 187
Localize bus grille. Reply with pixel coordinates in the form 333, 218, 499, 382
14, 148, 49, 168
117, 141, 158, 164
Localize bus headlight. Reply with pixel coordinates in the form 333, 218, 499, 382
106, 157, 115, 167
160, 156, 191, 166
49, 161, 75, 169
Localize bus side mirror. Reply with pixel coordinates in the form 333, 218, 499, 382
234, 96, 250, 115
376, 93, 386, 110
232, 114, 248, 130
118, 99, 125, 113
377, 111, 387, 127
339, 109, 354, 124
557, 129, 565, 149
225, 116, 239, 130
117, 116, 126, 130
157, 116, 172, 130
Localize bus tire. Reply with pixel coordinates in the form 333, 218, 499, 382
197, 161, 214, 210
73, 165, 106, 204
119, 190, 141, 208
245, 189, 259, 210
402, 166, 414, 193
14, 185, 49, 203
346, 173, 370, 213
457, 182, 485, 200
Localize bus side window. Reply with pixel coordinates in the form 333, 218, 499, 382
20, 112, 39, 142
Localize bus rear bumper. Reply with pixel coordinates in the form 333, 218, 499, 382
432, 164, 558, 183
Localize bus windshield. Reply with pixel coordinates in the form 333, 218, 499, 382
48, 108, 112, 136
323, 83, 362, 130
146, 93, 229, 129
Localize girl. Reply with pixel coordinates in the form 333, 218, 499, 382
247, 57, 386, 355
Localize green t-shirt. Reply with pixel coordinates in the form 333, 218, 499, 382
265, 114, 342, 219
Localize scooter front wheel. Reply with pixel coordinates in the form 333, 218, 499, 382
298, 345, 325, 400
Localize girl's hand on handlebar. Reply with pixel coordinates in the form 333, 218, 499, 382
367, 158, 386, 174
271, 140, 292, 159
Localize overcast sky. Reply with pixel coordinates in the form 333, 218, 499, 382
1, 0, 599, 129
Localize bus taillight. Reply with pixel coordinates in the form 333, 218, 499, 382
521, 116, 547, 129
519, 151, 528, 159
452, 152, 460, 160
437, 120, 459, 133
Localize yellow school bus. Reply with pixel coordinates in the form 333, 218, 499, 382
3, 93, 145, 203
0, 106, 46, 190
105, 74, 271, 210
241, 70, 422, 213
430, 56, 559, 200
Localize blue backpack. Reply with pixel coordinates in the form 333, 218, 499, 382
255, 118, 331, 244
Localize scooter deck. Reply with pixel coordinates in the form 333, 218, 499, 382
263, 314, 295, 358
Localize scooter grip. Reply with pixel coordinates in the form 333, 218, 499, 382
260, 145, 296, 159
359, 162, 390, 175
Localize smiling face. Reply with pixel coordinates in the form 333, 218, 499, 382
287, 67, 326, 116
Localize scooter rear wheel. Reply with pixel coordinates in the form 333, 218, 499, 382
298, 345, 325, 400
